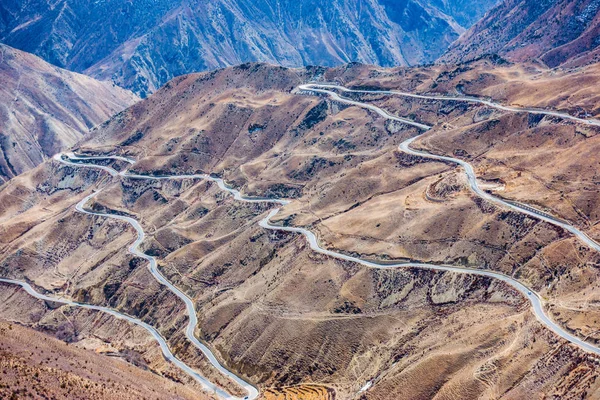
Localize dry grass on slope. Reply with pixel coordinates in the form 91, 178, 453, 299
333, 59, 600, 118
0, 319, 204, 400
4, 62, 600, 399
0, 44, 138, 182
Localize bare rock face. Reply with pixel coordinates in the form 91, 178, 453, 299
0, 0, 497, 97
0, 44, 138, 182
440, 0, 600, 67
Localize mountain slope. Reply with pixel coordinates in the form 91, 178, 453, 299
0, 44, 138, 182
3, 63, 600, 398
0, 0, 497, 97
440, 0, 600, 67
0, 319, 202, 400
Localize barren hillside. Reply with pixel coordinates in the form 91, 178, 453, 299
0, 319, 205, 399
440, 0, 600, 67
2, 63, 600, 398
0, 44, 138, 182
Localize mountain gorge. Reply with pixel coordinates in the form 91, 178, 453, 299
5, 0, 600, 399
0, 0, 497, 97
441, 0, 600, 67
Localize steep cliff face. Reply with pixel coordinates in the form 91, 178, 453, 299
440, 0, 600, 67
0, 44, 138, 182
0, 0, 496, 97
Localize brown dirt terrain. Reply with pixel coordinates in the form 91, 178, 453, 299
2, 63, 600, 398
0, 43, 138, 182
324, 58, 600, 117
0, 319, 203, 399
262, 385, 335, 399
330, 60, 600, 343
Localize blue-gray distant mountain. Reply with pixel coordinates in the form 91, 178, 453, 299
0, 0, 497, 97
440, 0, 600, 67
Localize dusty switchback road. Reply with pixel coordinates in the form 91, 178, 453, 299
300, 84, 600, 253
4, 83, 600, 399
300, 84, 600, 127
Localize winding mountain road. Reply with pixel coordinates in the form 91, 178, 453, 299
54, 132, 600, 370
0, 277, 241, 398
300, 84, 600, 253
3, 84, 600, 399
75, 191, 260, 400
259, 210, 600, 355
299, 84, 600, 127
0, 154, 266, 400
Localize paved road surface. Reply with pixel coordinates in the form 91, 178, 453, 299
4, 84, 600, 399
300, 84, 600, 127
0, 277, 242, 398
75, 191, 260, 400
300, 84, 600, 254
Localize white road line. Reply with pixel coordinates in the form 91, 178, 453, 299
0, 277, 240, 398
